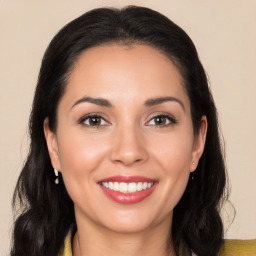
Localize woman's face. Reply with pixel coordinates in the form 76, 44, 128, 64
45, 44, 206, 233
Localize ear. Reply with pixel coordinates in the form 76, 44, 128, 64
190, 115, 208, 172
44, 118, 62, 171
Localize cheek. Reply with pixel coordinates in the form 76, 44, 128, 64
148, 129, 194, 206
56, 130, 112, 210
150, 128, 194, 172
155, 136, 192, 188
57, 130, 109, 181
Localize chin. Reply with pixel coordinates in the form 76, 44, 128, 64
95, 206, 171, 234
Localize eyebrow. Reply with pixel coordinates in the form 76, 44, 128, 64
145, 97, 185, 111
71, 96, 185, 111
71, 96, 113, 109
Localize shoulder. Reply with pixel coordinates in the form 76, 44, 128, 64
220, 239, 256, 256
58, 234, 256, 256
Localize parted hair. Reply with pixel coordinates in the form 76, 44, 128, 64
11, 6, 228, 256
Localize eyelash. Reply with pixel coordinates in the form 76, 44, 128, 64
146, 114, 177, 127
79, 113, 177, 128
79, 114, 109, 128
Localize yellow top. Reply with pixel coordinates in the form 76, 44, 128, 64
59, 232, 72, 256
219, 239, 256, 256
59, 232, 256, 256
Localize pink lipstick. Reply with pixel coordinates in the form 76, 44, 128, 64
98, 176, 158, 204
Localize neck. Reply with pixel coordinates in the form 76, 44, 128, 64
72, 212, 175, 256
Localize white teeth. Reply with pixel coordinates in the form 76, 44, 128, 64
142, 182, 148, 190
102, 182, 109, 188
137, 182, 143, 191
101, 181, 154, 193
120, 182, 128, 193
128, 183, 137, 193
109, 182, 114, 189
113, 182, 119, 191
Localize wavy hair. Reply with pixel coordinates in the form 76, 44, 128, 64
11, 6, 228, 256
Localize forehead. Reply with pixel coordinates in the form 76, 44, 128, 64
62, 43, 189, 108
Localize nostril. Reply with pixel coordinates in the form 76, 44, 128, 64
109, 132, 148, 165
110, 152, 148, 166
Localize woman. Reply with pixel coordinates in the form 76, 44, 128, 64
11, 6, 230, 256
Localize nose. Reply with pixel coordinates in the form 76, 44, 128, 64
110, 125, 148, 166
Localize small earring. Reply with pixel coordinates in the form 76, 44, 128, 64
191, 162, 195, 180
54, 167, 59, 184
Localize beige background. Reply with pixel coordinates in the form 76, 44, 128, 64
0, 0, 255, 255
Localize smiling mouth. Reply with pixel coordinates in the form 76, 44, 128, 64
98, 176, 158, 204
99, 181, 155, 193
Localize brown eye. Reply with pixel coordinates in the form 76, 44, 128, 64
147, 114, 177, 127
89, 116, 101, 126
81, 115, 108, 126
153, 116, 168, 125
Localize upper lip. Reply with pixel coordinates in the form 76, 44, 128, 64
98, 175, 157, 183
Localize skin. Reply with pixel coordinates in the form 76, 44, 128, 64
44, 44, 207, 256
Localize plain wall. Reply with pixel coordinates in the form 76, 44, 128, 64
0, 0, 255, 255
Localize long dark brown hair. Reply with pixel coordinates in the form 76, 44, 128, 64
11, 6, 228, 256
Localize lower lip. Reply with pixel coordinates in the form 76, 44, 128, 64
99, 183, 157, 204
